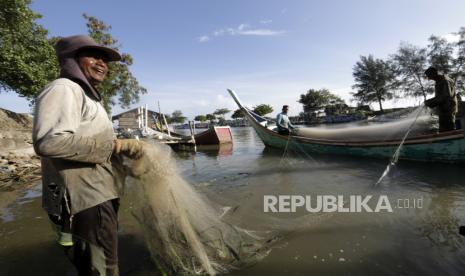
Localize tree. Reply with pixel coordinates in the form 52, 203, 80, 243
252, 104, 273, 116
352, 55, 397, 112
298, 88, 344, 113
206, 114, 216, 122
0, 0, 59, 102
390, 43, 432, 101
427, 35, 454, 74
194, 115, 206, 122
83, 14, 146, 112
451, 27, 465, 95
213, 108, 231, 118
171, 110, 186, 124
231, 109, 245, 119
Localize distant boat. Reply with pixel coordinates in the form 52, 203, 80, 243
228, 89, 465, 163
170, 126, 233, 145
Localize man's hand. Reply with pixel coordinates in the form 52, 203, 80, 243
114, 139, 144, 159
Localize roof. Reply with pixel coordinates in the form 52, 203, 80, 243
111, 107, 162, 120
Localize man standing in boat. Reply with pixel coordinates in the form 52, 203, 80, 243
424, 66, 458, 132
276, 105, 296, 135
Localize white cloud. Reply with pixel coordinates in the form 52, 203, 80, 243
199, 22, 285, 42
442, 33, 459, 43
260, 19, 272, 25
198, 35, 210, 43
238, 28, 285, 36
238, 23, 248, 31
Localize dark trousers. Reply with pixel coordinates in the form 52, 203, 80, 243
438, 113, 456, 132
68, 200, 119, 276
278, 128, 290, 136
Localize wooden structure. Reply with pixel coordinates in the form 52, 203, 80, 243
112, 107, 161, 130
194, 126, 233, 145
170, 126, 233, 145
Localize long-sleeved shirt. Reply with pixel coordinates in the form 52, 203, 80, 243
33, 78, 119, 215
276, 112, 295, 131
425, 74, 458, 115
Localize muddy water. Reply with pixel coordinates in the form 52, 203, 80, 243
1, 127, 465, 275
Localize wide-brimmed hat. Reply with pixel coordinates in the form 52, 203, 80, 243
54, 35, 121, 62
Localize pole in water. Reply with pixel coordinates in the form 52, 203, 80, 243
374, 105, 425, 186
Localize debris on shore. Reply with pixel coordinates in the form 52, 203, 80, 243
0, 108, 41, 210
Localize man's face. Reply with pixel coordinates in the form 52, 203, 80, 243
77, 50, 109, 86
283, 107, 289, 114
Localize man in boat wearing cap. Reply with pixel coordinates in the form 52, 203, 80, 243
276, 105, 296, 135
33, 35, 143, 275
424, 66, 458, 132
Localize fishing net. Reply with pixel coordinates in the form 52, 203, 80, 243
295, 107, 436, 142
125, 142, 278, 275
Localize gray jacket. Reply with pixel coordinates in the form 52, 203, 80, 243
33, 78, 119, 215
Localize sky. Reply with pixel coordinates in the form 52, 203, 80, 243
2, 0, 465, 118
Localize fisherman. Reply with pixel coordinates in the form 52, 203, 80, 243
276, 105, 296, 135
424, 66, 458, 132
33, 35, 143, 275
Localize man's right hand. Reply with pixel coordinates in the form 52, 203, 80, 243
115, 139, 144, 159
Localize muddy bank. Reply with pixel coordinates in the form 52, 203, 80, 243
0, 108, 40, 211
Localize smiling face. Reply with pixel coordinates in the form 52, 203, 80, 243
76, 49, 109, 86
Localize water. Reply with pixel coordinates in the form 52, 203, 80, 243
375, 105, 426, 186
1, 127, 465, 275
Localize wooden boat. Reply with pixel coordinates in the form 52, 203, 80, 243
194, 126, 233, 145
228, 89, 465, 163
170, 126, 233, 145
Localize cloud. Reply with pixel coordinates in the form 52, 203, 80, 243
237, 28, 285, 36
198, 35, 210, 43
199, 22, 285, 42
442, 33, 460, 43
260, 19, 272, 25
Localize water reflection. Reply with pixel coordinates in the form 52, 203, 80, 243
1, 127, 465, 275
420, 190, 464, 252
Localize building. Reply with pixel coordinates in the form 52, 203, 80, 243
112, 107, 163, 130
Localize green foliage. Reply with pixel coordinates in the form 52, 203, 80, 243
298, 88, 344, 112
0, 0, 59, 102
83, 14, 146, 112
170, 110, 186, 124
252, 104, 273, 116
427, 35, 454, 74
352, 55, 397, 111
324, 103, 349, 116
450, 27, 465, 95
194, 115, 206, 122
390, 43, 433, 100
231, 109, 245, 119
0, 4, 144, 112
213, 108, 231, 117
206, 114, 216, 121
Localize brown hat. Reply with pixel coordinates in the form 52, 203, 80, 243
54, 35, 121, 61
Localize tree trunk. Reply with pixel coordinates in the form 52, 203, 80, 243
378, 97, 384, 112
